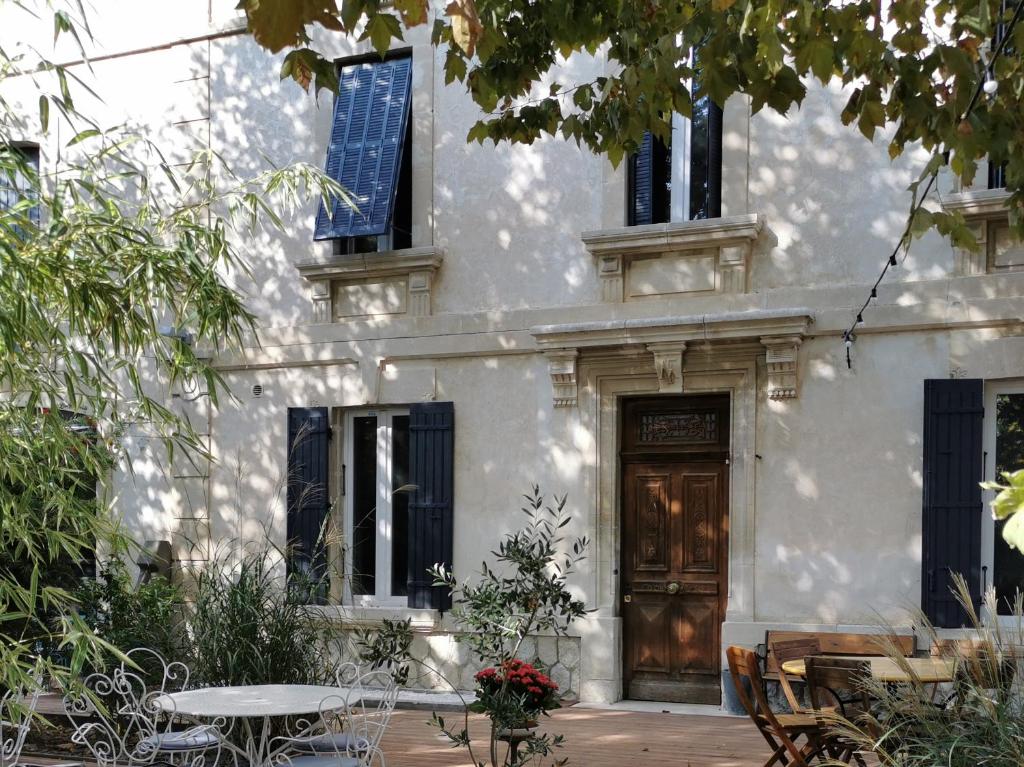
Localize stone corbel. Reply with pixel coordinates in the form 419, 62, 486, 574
760, 335, 803, 400
597, 255, 624, 302
408, 269, 433, 316
646, 342, 687, 394
545, 350, 579, 408
311, 279, 332, 324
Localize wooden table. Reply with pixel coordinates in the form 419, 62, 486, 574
780, 656, 954, 683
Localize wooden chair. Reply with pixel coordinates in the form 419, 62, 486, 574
726, 646, 828, 767
769, 637, 837, 714
804, 657, 876, 766
931, 640, 1018, 708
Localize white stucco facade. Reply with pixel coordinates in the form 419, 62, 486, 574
5, 1, 1024, 708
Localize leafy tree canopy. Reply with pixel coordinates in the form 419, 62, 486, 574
242, 0, 1024, 241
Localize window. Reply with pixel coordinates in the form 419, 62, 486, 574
987, 1, 1010, 190
0, 144, 40, 230
983, 384, 1024, 616
628, 70, 723, 225
345, 408, 410, 604
315, 54, 413, 255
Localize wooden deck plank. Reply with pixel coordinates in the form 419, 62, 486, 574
380, 708, 767, 767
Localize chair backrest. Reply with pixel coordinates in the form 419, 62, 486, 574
726, 646, 811, 767
122, 648, 190, 696
2, 682, 41, 767
344, 669, 399, 752
63, 666, 162, 767
804, 657, 872, 715
769, 638, 822, 712
765, 630, 914, 675
334, 661, 361, 687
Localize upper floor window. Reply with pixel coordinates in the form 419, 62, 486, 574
628, 83, 722, 225
988, 1, 1011, 190
0, 143, 41, 231
314, 54, 413, 255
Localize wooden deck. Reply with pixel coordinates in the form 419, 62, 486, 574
380, 707, 767, 767
23, 706, 770, 767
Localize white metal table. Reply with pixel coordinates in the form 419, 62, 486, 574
153, 684, 350, 767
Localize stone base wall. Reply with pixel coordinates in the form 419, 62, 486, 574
328, 628, 582, 700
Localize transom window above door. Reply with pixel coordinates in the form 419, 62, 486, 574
345, 408, 411, 605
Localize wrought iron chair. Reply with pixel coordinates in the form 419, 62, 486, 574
62, 651, 222, 767
275, 670, 398, 767
1, 680, 41, 767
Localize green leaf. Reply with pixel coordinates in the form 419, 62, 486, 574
38, 95, 49, 132
364, 13, 402, 54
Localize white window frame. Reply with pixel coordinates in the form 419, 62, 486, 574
342, 407, 409, 607
981, 380, 1024, 624
670, 48, 696, 223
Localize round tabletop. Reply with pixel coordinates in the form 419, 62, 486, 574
780, 656, 955, 683
153, 684, 350, 718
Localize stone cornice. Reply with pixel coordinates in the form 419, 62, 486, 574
941, 188, 1012, 219
581, 214, 764, 258
295, 246, 443, 282
530, 308, 812, 350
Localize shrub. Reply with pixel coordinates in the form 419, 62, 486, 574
73, 558, 184, 682
832, 576, 1024, 767
186, 544, 330, 687
361, 486, 589, 767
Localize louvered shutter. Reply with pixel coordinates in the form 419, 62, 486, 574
407, 402, 454, 610
286, 407, 331, 603
629, 132, 654, 226
314, 56, 413, 240
921, 379, 984, 628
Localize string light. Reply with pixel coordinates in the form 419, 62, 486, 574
842, 0, 1023, 369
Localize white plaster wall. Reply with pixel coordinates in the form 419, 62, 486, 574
754, 332, 950, 625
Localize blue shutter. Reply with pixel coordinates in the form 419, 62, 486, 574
921, 379, 984, 628
314, 57, 413, 240
630, 132, 654, 226
286, 407, 331, 603
407, 402, 454, 611
0, 146, 40, 229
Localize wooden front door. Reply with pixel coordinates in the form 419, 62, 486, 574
621, 397, 729, 704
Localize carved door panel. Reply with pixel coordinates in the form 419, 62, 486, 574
622, 460, 728, 703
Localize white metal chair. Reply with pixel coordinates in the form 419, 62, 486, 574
62, 650, 222, 767
1, 681, 41, 767
275, 669, 398, 767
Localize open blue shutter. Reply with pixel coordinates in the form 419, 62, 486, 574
287, 407, 330, 603
407, 402, 454, 610
629, 132, 654, 226
314, 57, 413, 240
921, 379, 984, 628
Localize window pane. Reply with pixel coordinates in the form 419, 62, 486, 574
688, 93, 711, 221
391, 415, 410, 597
351, 415, 377, 596
995, 393, 1024, 614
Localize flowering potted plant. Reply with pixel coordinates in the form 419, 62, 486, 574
473, 659, 560, 728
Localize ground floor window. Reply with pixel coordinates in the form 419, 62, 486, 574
983, 384, 1024, 615
344, 408, 410, 604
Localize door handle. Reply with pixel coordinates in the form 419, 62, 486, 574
666, 581, 681, 595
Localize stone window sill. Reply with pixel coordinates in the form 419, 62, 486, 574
296, 246, 443, 322
307, 603, 442, 631
581, 214, 765, 301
